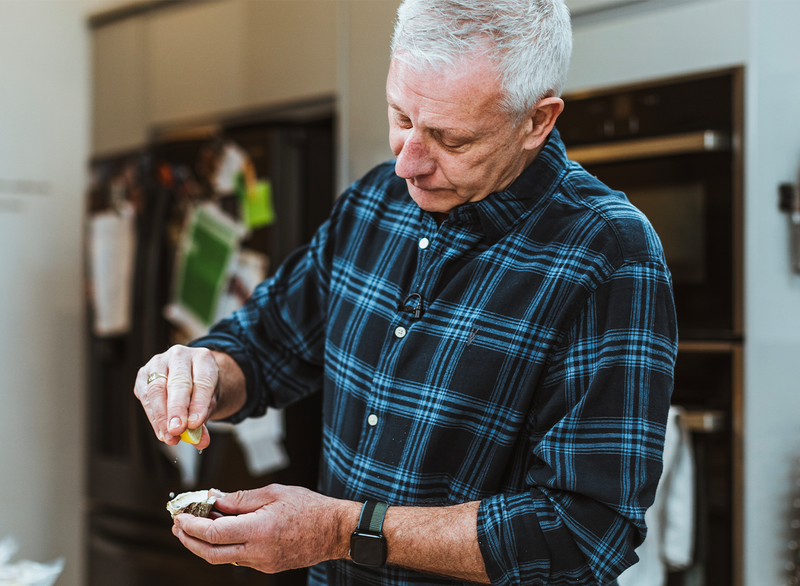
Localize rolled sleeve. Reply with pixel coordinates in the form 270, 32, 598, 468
476, 259, 678, 586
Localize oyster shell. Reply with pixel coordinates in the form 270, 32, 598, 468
166, 490, 217, 519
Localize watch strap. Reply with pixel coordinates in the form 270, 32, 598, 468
357, 500, 389, 534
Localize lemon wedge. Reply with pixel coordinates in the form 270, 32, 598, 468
180, 426, 203, 445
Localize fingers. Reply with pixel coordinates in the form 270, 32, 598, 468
133, 345, 220, 444
134, 356, 173, 442
172, 516, 248, 566
166, 353, 194, 437
188, 350, 220, 430
174, 512, 264, 551
213, 486, 278, 516
172, 485, 344, 573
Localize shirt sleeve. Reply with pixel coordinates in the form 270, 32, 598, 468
477, 258, 678, 586
187, 208, 336, 423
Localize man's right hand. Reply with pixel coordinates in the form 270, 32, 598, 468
133, 345, 244, 449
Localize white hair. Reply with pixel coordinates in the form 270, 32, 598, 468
391, 0, 573, 122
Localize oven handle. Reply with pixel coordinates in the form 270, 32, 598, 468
679, 408, 726, 434
566, 130, 731, 165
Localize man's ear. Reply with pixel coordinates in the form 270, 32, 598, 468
522, 97, 565, 151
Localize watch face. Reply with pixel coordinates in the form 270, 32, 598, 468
350, 532, 386, 567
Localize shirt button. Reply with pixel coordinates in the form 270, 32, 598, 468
419, 237, 430, 249
367, 414, 379, 426
394, 326, 407, 338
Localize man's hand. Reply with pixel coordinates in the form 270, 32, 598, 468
171, 485, 359, 572
133, 345, 246, 449
172, 484, 490, 582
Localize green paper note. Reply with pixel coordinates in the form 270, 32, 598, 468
242, 179, 275, 229
174, 204, 243, 328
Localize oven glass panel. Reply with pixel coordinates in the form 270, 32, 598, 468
626, 182, 706, 284
583, 151, 734, 339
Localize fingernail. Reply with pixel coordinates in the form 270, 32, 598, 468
170, 417, 181, 429
188, 413, 200, 423
209, 488, 226, 498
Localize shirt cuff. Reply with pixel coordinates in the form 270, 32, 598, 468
477, 493, 550, 586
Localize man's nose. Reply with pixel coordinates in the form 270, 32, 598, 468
394, 132, 436, 179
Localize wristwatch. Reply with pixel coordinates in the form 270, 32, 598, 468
349, 500, 389, 567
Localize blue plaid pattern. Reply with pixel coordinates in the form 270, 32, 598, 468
191, 129, 678, 586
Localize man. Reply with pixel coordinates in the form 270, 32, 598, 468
134, 0, 678, 585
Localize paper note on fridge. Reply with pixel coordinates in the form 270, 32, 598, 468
213, 142, 248, 195
88, 202, 136, 337
240, 179, 276, 229
165, 203, 246, 338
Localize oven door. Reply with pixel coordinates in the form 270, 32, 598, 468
567, 131, 740, 340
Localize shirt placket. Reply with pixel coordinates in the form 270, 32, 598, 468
347, 215, 444, 493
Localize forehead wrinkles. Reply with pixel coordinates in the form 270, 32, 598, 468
387, 55, 506, 127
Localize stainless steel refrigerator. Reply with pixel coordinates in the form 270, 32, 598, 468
86, 114, 334, 586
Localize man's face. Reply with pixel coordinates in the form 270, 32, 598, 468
386, 54, 537, 216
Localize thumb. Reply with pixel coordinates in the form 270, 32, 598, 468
212, 486, 276, 515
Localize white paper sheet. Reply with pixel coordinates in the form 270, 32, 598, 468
87, 201, 136, 337
213, 142, 248, 195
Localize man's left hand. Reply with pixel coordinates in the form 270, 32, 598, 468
171, 484, 360, 573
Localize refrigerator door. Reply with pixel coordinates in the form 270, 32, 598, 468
87, 116, 334, 586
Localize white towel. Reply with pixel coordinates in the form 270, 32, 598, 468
87, 201, 136, 337
232, 409, 290, 476
618, 405, 695, 586
159, 440, 203, 488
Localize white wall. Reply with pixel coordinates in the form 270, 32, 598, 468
340, 0, 400, 187
0, 3, 390, 585
742, 2, 800, 585
0, 1, 95, 584
565, 0, 750, 94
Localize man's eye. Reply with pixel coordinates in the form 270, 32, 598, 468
431, 130, 466, 150
438, 136, 466, 150
396, 116, 412, 128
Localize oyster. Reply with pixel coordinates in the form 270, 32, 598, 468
166, 490, 217, 519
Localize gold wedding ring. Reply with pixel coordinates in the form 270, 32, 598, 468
147, 372, 168, 384
232, 562, 239, 566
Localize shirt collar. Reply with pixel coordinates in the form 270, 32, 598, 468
447, 127, 569, 243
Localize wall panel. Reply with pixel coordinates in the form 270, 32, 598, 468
146, 1, 247, 126
92, 16, 147, 155
244, 0, 337, 109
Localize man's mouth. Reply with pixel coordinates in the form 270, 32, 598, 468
407, 180, 451, 195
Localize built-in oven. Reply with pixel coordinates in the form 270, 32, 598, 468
559, 69, 744, 586
559, 69, 743, 341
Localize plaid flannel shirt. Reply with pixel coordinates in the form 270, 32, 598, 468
191, 129, 678, 586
